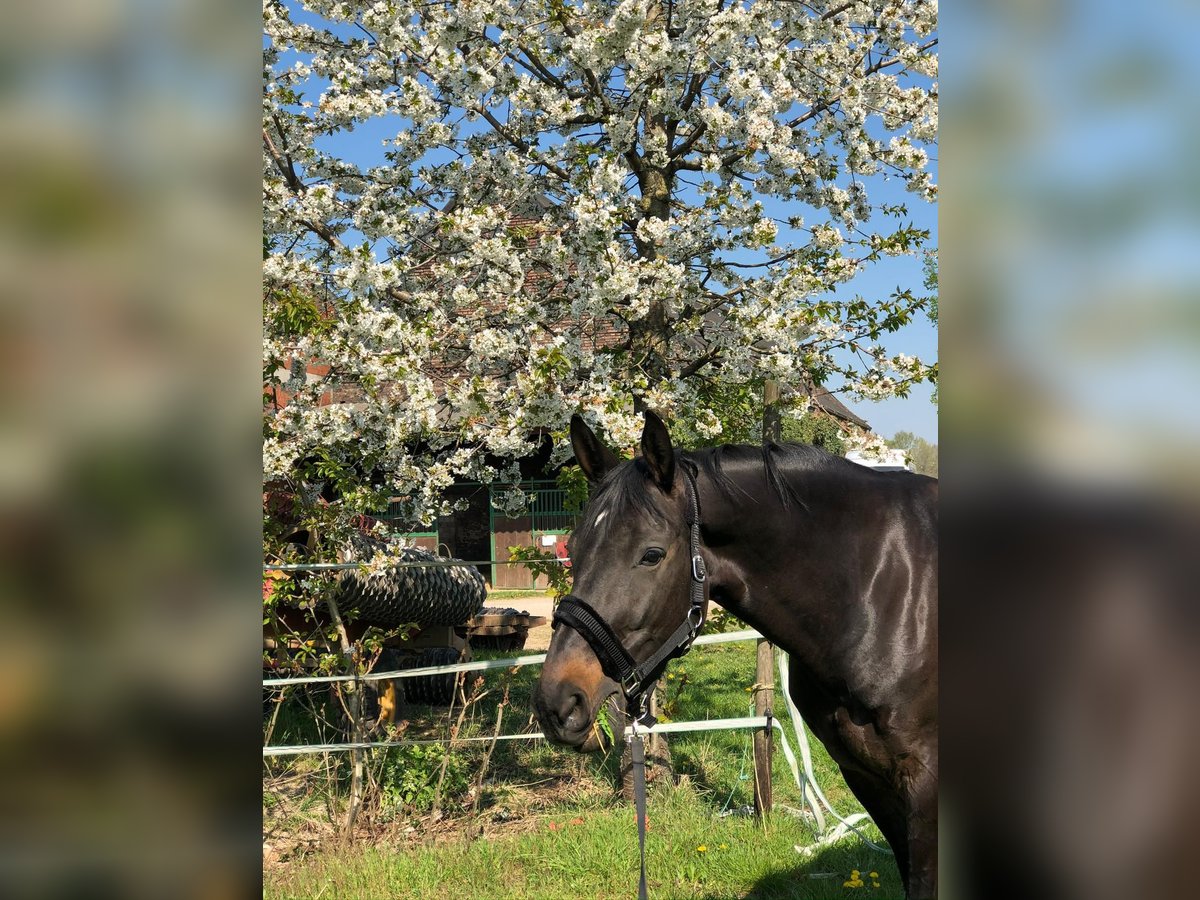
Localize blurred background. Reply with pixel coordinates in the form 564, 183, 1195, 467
944, 0, 1200, 482
0, 0, 1196, 897
943, 1, 1200, 898
0, 1, 261, 897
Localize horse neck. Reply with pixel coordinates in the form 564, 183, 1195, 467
692, 456, 866, 649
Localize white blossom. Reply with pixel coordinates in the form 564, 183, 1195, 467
263, 0, 938, 529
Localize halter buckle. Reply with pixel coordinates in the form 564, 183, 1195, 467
691, 554, 707, 583
624, 684, 657, 730
632, 703, 657, 729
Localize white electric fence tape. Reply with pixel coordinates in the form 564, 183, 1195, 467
262, 629, 889, 855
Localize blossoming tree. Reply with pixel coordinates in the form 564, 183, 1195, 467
263, 0, 937, 536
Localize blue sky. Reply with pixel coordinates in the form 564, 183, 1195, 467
825, 199, 937, 444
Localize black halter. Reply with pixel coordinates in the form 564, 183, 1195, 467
552, 464, 708, 726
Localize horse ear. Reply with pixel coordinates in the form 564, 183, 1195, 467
640, 410, 676, 491
570, 414, 620, 484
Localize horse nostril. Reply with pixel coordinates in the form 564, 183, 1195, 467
542, 688, 587, 737
562, 691, 588, 733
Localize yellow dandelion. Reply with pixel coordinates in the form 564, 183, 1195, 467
718, 843, 728, 850
696, 844, 707, 853
869, 872, 879, 879
872, 882, 881, 889
841, 869, 866, 889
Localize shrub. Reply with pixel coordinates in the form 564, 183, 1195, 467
378, 743, 471, 813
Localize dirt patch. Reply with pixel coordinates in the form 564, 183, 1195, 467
480, 594, 555, 652
523, 622, 552, 651
264, 756, 618, 870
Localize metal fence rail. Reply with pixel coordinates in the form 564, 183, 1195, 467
263, 715, 778, 758
262, 628, 883, 851
264, 558, 570, 572
261, 629, 762, 688
261, 713, 824, 838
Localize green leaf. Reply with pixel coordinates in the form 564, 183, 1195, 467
595, 703, 614, 746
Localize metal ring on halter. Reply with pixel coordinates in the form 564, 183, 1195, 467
628, 689, 652, 725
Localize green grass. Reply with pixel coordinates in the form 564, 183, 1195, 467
264, 639, 900, 898
265, 783, 899, 899
657, 642, 859, 815
484, 589, 554, 600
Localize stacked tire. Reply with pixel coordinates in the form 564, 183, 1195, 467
467, 607, 530, 652
336, 542, 486, 630
393, 646, 466, 706
333, 539, 482, 708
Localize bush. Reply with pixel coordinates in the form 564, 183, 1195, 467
781, 412, 847, 455
378, 743, 471, 813
507, 545, 573, 600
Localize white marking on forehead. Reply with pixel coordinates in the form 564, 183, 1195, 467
594, 510, 609, 526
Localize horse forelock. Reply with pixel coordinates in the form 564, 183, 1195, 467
572, 458, 672, 550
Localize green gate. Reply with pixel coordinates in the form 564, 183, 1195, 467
488, 480, 578, 589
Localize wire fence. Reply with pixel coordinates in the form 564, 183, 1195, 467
260, 558, 886, 851
261, 629, 760, 688
262, 626, 820, 809
264, 558, 571, 572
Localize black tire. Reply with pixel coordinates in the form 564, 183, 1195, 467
396, 646, 468, 706
470, 632, 527, 652
337, 542, 486, 630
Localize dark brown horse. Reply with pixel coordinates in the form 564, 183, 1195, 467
533, 411, 939, 898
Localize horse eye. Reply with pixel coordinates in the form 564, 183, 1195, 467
639, 548, 665, 566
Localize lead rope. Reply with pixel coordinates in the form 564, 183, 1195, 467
630, 720, 649, 900
629, 466, 704, 899
683, 465, 707, 610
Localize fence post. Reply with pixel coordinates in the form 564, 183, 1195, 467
753, 638, 775, 818
754, 379, 781, 818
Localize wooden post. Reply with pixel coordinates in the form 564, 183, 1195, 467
753, 639, 775, 818
754, 379, 780, 819
762, 378, 781, 446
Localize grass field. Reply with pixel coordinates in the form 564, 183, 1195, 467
263, 636, 901, 898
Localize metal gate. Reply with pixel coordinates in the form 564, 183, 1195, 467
489, 480, 578, 589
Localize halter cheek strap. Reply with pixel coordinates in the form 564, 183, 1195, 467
552, 465, 708, 724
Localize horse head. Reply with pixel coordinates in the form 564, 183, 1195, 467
533, 411, 706, 752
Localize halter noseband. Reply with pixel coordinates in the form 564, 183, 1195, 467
552, 465, 708, 726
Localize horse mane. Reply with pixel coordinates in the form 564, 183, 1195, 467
570, 456, 672, 546
576, 441, 867, 544
685, 441, 865, 511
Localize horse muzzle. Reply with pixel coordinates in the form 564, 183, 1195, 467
533, 677, 623, 752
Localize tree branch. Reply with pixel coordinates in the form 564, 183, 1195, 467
669, 123, 708, 161
821, 1, 861, 21
263, 126, 304, 194
678, 349, 720, 379
472, 105, 573, 182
